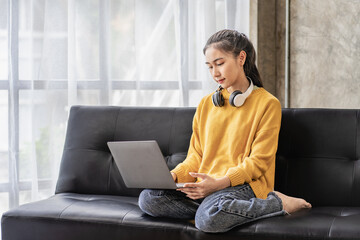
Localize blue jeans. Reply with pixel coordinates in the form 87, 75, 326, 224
138, 184, 286, 233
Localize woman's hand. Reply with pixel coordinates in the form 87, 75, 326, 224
178, 172, 231, 200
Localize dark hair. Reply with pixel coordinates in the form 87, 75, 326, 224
203, 29, 263, 87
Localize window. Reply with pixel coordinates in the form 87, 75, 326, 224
1, 0, 249, 214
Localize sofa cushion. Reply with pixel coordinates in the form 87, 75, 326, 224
55, 106, 195, 197
1, 193, 194, 240
275, 108, 360, 207
3, 193, 360, 240
165, 152, 188, 170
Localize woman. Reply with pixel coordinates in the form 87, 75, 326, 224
138, 29, 311, 233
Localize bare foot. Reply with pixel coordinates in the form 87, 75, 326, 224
274, 191, 312, 214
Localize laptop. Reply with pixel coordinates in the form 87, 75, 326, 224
107, 140, 186, 189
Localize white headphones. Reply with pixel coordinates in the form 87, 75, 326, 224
212, 77, 254, 108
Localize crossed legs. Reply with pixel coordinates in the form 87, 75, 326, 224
138, 186, 311, 233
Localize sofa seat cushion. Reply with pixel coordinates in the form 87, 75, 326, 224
2, 193, 360, 240
241, 207, 360, 240
1, 193, 195, 240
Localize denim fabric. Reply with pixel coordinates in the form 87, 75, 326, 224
138, 189, 199, 219
138, 184, 286, 233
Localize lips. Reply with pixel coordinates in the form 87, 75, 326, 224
217, 78, 225, 84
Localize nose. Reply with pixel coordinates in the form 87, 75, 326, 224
211, 67, 220, 79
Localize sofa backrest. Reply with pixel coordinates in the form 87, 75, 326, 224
55, 106, 195, 197
276, 108, 360, 207
56, 106, 360, 207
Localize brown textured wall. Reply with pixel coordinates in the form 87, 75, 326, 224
253, 0, 360, 108
289, 0, 360, 108
257, 0, 276, 95
275, 0, 286, 106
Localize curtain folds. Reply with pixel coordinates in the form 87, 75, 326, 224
0, 0, 249, 217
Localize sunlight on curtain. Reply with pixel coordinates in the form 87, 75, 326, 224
0, 0, 250, 221
0, 0, 9, 221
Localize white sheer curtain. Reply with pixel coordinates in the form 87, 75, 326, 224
0, 0, 249, 218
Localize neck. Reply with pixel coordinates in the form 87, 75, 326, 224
227, 76, 250, 94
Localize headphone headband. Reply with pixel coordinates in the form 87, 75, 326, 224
240, 77, 254, 99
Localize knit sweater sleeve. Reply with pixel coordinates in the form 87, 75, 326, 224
225, 98, 282, 186
171, 100, 204, 183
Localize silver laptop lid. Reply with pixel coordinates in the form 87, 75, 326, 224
107, 140, 181, 189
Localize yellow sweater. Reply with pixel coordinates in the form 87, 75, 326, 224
171, 87, 282, 199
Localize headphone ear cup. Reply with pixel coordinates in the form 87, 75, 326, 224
229, 90, 245, 107
212, 91, 224, 107
217, 92, 224, 107
212, 92, 219, 106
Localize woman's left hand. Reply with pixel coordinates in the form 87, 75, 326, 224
178, 172, 231, 200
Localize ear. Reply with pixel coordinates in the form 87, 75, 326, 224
237, 50, 247, 66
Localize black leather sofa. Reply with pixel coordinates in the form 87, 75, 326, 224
2, 106, 360, 240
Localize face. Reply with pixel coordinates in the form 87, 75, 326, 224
205, 46, 246, 92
